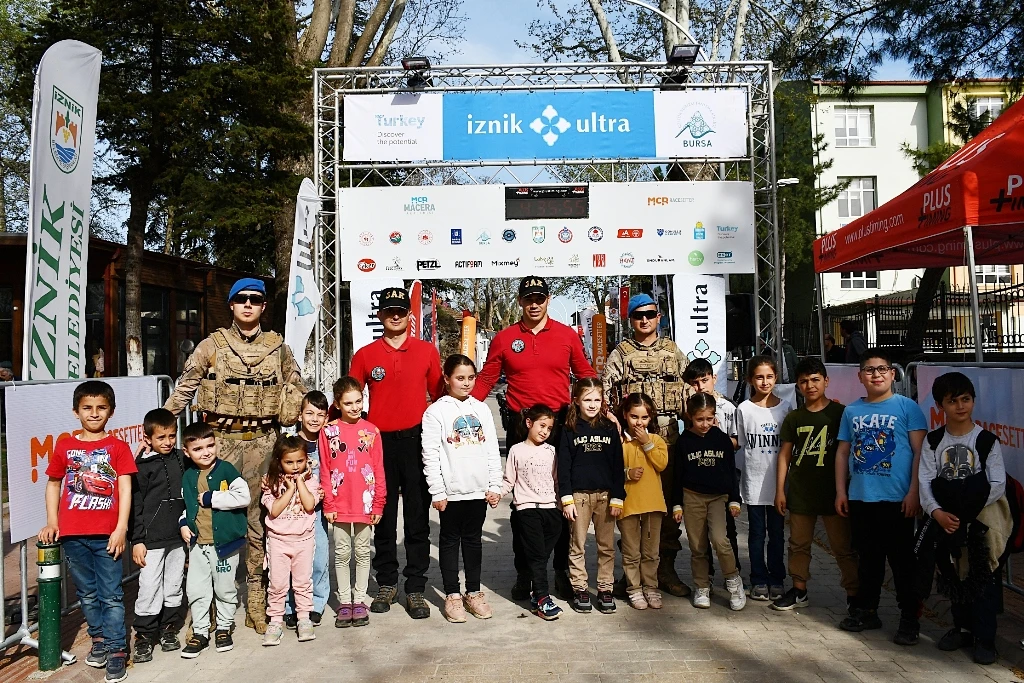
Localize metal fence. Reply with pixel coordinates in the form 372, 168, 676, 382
820, 281, 1024, 353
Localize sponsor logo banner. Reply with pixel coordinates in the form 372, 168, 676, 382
672, 274, 728, 396
339, 181, 754, 279
343, 93, 443, 161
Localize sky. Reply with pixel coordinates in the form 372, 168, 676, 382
445, 0, 915, 80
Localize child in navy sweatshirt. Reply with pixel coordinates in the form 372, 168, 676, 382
672, 393, 746, 611
558, 378, 625, 614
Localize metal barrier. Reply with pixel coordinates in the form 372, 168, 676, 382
0, 375, 173, 662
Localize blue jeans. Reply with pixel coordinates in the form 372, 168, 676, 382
286, 509, 330, 614
63, 537, 126, 653
747, 505, 785, 587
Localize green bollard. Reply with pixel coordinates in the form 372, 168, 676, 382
36, 541, 63, 671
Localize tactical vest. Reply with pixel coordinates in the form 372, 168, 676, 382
195, 328, 301, 423
610, 338, 688, 417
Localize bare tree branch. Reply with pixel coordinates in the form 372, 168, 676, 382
367, 0, 408, 66
347, 0, 395, 67
297, 0, 333, 64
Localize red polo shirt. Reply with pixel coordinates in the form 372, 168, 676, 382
472, 318, 596, 412
349, 336, 444, 432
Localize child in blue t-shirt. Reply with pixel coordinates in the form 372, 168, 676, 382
835, 348, 927, 646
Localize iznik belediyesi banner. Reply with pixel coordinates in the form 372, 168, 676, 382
343, 89, 749, 162
23, 40, 101, 380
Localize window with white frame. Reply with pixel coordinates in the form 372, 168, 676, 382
834, 106, 874, 147
975, 264, 1011, 285
837, 177, 876, 220
972, 97, 1004, 122
841, 271, 879, 289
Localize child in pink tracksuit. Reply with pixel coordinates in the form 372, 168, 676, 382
319, 376, 386, 628
261, 435, 322, 646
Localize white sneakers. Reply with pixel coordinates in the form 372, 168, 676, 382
725, 576, 747, 611
693, 587, 712, 609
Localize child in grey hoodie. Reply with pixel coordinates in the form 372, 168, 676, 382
422, 354, 502, 623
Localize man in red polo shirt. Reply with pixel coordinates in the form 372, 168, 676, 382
472, 275, 596, 602
349, 286, 443, 620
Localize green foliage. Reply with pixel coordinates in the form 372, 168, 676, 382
14, 0, 307, 271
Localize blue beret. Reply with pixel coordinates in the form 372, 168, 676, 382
627, 293, 658, 316
228, 278, 266, 301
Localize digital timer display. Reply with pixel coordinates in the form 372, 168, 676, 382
504, 185, 590, 220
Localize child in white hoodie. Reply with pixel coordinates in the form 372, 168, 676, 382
422, 354, 502, 623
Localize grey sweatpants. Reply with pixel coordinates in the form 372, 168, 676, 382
186, 545, 240, 637
135, 546, 186, 617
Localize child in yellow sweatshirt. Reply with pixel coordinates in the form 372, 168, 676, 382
617, 393, 669, 609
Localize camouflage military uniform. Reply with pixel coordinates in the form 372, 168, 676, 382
164, 323, 306, 633
602, 336, 694, 595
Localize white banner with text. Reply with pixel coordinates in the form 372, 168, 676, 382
672, 273, 727, 396
4, 376, 160, 543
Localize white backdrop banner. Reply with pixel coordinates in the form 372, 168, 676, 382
284, 178, 321, 373
672, 274, 727, 396
916, 365, 1024, 481
653, 89, 749, 159
350, 278, 404, 353
4, 376, 160, 543
339, 181, 755, 280
343, 93, 443, 162
824, 364, 867, 407
23, 40, 101, 380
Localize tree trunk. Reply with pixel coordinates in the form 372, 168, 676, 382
903, 267, 945, 354
728, 0, 750, 61
366, 0, 408, 67
124, 180, 153, 376
659, 0, 678, 57
587, 0, 627, 83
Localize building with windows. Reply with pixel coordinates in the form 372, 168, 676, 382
811, 80, 1020, 308
0, 234, 275, 380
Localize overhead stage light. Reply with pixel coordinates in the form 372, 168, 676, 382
667, 44, 700, 67
402, 56, 432, 90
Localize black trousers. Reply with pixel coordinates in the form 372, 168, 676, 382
850, 500, 919, 616
438, 499, 488, 595
952, 572, 1001, 645
517, 507, 563, 597
506, 409, 570, 577
373, 427, 431, 594
133, 605, 185, 640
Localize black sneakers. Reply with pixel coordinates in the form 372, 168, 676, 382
105, 652, 127, 683
133, 637, 154, 663
214, 629, 233, 652
510, 576, 532, 601
406, 592, 431, 619
180, 634, 209, 659
283, 613, 298, 630
595, 591, 616, 613
571, 590, 592, 613
937, 627, 974, 651
893, 616, 920, 646
159, 628, 181, 652
770, 587, 808, 611
973, 640, 997, 665
839, 608, 883, 632
309, 611, 322, 626
370, 585, 398, 613
86, 639, 107, 668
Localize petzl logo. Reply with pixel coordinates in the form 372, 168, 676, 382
529, 105, 571, 146
417, 260, 440, 271
357, 258, 376, 272
51, 86, 83, 174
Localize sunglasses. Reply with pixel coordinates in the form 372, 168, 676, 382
630, 310, 659, 320
231, 293, 266, 305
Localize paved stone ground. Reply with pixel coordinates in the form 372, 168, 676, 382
5, 396, 1024, 682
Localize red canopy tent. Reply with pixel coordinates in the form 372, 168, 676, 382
812, 96, 1024, 360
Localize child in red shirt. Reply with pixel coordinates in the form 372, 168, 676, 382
39, 381, 137, 683
320, 376, 386, 628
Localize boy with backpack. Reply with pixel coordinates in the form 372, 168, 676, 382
918, 372, 1007, 665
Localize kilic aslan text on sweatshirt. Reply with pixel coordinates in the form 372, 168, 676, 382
671, 426, 740, 510
421, 395, 502, 502
318, 418, 387, 524
557, 420, 626, 508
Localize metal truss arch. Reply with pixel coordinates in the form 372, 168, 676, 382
313, 61, 780, 389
